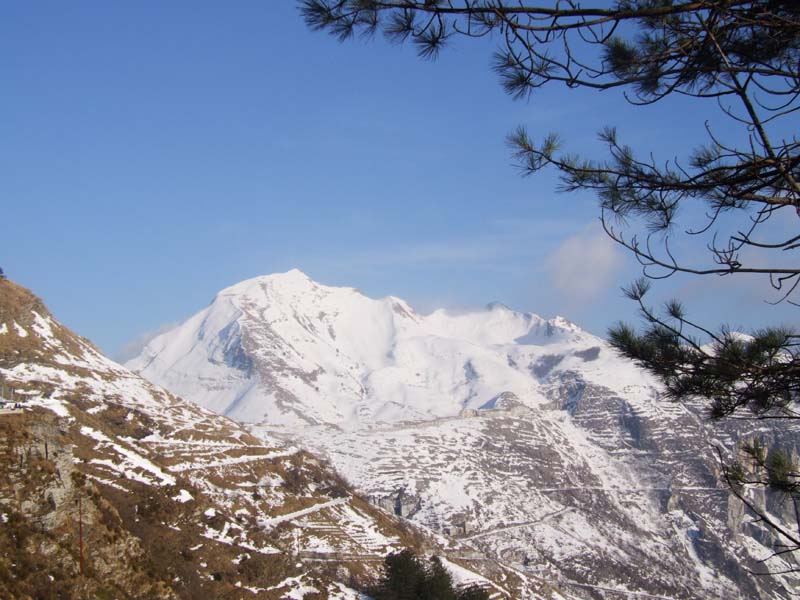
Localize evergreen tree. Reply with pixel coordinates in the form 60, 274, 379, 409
302, 0, 800, 568
377, 549, 427, 600
421, 556, 456, 600
456, 585, 490, 600
374, 550, 487, 600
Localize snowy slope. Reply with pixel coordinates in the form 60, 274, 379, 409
128, 270, 800, 599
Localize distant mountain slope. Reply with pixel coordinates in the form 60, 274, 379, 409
128, 270, 800, 600
0, 277, 543, 599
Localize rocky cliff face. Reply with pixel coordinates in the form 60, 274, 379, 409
0, 277, 541, 599
128, 270, 800, 599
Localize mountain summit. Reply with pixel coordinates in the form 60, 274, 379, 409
127, 270, 627, 428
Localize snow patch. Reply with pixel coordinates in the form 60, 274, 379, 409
173, 489, 194, 503
80, 426, 176, 486
260, 498, 348, 529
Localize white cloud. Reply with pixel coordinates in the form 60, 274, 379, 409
115, 322, 179, 364
544, 224, 624, 303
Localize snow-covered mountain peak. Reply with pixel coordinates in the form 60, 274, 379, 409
216, 269, 343, 305
127, 272, 645, 428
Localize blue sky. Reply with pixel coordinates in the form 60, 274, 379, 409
2, 1, 797, 358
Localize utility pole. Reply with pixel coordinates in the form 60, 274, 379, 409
78, 494, 85, 577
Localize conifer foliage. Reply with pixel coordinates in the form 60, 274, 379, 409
301, 0, 800, 567
373, 550, 489, 600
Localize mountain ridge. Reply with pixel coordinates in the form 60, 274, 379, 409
127, 269, 623, 428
